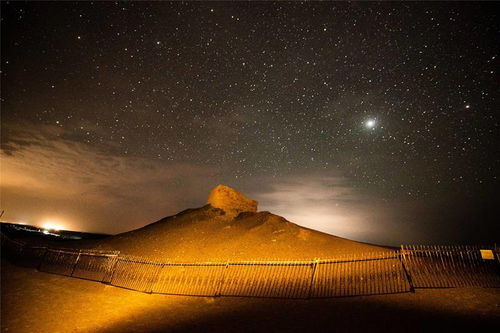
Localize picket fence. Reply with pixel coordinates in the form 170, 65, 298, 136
401, 245, 500, 288
1, 233, 499, 298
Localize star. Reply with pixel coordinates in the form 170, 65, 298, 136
364, 119, 377, 129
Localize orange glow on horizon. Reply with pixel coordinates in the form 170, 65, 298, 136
41, 221, 65, 231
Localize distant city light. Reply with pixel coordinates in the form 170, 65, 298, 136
41, 221, 64, 231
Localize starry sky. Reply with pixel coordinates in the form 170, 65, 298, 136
1, 2, 499, 245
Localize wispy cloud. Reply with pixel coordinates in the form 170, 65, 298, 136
3, 123, 495, 245
1, 123, 215, 233
248, 174, 430, 246
250, 175, 374, 240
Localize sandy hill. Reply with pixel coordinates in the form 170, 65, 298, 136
88, 185, 388, 261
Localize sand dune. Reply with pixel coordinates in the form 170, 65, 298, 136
90, 185, 389, 261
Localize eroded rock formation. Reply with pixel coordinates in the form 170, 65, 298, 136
206, 184, 258, 217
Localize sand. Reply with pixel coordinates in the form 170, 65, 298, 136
1, 259, 499, 333
81, 205, 391, 262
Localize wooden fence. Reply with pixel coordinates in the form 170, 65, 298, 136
311, 252, 411, 297
1, 233, 498, 298
401, 245, 500, 288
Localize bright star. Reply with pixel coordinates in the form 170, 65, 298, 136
365, 119, 377, 129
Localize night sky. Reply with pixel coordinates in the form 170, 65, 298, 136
1, 2, 499, 245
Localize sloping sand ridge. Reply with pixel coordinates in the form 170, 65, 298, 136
91, 185, 388, 261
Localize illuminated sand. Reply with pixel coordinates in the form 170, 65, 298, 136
73, 185, 390, 261
1, 260, 499, 333
88, 206, 388, 261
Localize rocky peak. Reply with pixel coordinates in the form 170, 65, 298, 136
206, 185, 258, 217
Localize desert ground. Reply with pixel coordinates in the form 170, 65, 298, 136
2, 259, 499, 333
2, 187, 499, 332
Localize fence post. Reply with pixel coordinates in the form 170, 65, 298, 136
104, 255, 120, 284
307, 258, 319, 298
37, 247, 51, 271
36, 247, 48, 269
399, 246, 414, 292
147, 263, 163, 294
215, 260, 230, 297
70, 250, 82, 277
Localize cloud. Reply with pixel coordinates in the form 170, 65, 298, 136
247, 173, 500, 246
1, 123, 215, 233
249, 175, 379, 240
3, 123, 496, 245
247, 174, 449, 246
1, 125, 407, 243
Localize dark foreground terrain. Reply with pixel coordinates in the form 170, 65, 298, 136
1, 259, 499, 333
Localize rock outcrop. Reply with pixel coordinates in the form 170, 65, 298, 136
206, 184, 258, 217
